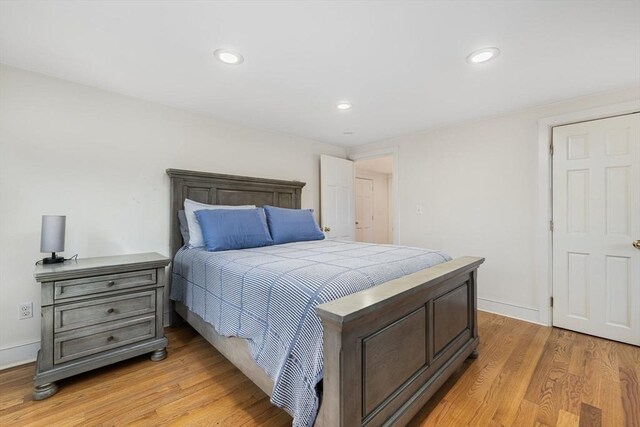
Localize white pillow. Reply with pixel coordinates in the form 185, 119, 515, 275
184, 199, 256, 248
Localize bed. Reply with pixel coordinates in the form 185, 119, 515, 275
166, 168, 484, 427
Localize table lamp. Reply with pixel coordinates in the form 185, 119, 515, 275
40, 215, 66, 264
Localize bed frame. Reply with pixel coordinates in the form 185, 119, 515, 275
166, 168, 484, 426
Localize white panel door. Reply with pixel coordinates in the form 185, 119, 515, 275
355, 177, 374, 243
320, 155, 355, 240
552, 113, 640, 345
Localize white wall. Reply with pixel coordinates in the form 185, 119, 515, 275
349, 87, 640, 324
0, 65, 346, 368
355, 168, 391, 244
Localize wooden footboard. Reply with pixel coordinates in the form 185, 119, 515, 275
316, 256, 484, 426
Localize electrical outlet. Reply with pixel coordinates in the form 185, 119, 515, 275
19, 302, 33, 319
416, 205, 423, 215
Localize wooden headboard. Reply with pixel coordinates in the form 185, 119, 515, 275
166, 169, 306, 260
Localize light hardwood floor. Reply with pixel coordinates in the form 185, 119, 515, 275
1, 311, 638, 426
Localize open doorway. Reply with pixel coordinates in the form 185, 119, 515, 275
353, 155, 393, 244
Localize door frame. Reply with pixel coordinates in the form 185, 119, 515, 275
536, 100, 640, 326
349, 147, 399, 244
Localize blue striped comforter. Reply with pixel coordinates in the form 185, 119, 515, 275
170, 240, 451, 426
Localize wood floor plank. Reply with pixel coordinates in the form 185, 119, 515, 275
467, 321, 540, 425
412, 399, 461, 427
579, 337, 604, 410
83, 357, 234, 424
0, 364, 32, 384
578, 402, 602, 427
526, 329, 573, 426
0, 334, 223, 425
617, 343, 640, 427
558, 373, 584, 416
598, 376, 624, 427
431, 315, 531, 424
245, 410, 293, 427
1, 312, 637, 427
405, 365, 467, 427
170, 381, 277, 427
557, 409, 580, 427
511, 399, 541, 427
491, 325, 552, 426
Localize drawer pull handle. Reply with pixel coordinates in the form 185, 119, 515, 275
107, 308, 115, 314
106, 336, 115, 342
107, 281, 115, 287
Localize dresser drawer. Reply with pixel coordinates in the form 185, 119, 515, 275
54, 291, 156, 332
54, 316, 156, 364
54, 270, 157, 300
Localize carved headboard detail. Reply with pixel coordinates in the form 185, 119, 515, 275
166, 169, 306, 260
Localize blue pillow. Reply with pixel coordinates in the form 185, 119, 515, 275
263, 205, 325, 244
194, 208, 273, 252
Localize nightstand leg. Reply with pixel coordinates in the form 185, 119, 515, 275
150, 348, 167, 361
33, 382, 58, 400
468, 349, 479, 359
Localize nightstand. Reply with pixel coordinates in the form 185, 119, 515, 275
32, 252, 171, 400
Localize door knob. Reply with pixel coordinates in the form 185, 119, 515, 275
322, 226, 331, 232
634, 240, 640, 249
355, 221, 359, 225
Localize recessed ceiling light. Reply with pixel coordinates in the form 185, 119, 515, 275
466, 47, 500, 64
336, 102, 352, 110
214, 48, 244, 65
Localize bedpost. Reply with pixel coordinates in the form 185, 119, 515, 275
316, 257, 484, 426
316, 319, 348, 426
167, 170, 185, 326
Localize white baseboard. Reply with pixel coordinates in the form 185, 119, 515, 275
0, 341, 39, 370
478, 297, 547, 326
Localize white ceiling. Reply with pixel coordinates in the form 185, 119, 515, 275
1, 1, 638, 147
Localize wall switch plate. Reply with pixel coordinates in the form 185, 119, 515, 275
19, 302, 33, 319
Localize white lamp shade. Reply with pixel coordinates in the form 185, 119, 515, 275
40, 215, 66, 253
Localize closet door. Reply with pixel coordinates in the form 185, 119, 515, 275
552, 113, 639, 345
